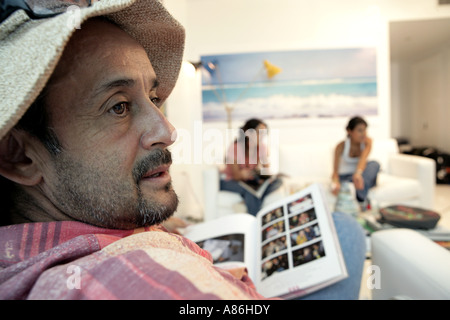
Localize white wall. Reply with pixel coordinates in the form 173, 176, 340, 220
175, 0, 391, 143
392, 41, 450, 154
163, 0, 450, 220
411, 46, 450, 153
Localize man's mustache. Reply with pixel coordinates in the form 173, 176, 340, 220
133, 148, 172, 183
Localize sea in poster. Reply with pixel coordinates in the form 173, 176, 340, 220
201, 48, 378, 122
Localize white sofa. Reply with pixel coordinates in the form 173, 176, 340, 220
202, 138, 436, 222
370, 228, 450, 299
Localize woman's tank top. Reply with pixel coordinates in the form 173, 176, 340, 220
338, 137, 365, 175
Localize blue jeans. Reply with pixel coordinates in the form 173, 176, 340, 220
220, 178, 283, 216
299, 211, 367, 300
339, 161, 380, 202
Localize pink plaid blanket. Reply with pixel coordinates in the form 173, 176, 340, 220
0, 221, 267, 300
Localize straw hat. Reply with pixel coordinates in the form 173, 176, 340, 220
0, 0, 185, 140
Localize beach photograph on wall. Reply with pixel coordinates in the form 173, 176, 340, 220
200, 48, 377, 123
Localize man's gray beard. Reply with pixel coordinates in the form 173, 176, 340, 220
51, 149, 179, 229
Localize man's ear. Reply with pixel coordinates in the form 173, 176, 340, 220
0, 129, 43, 186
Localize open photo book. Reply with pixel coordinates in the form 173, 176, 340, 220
183, 183, 348, 299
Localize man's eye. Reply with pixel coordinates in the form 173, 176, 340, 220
109, 102, 129, 116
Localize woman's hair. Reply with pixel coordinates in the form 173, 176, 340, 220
233, 118, 267, 163
241, 118, 266, 131
237, 118, 267, 142
346, 116, 367, 131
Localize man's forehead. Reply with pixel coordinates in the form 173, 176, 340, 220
49, 18, 154, 87
66, 18, 146, 61
92, 77, 159, 100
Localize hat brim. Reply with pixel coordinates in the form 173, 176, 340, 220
0, 0, 185, 140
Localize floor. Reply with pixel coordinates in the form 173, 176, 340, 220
358, 184, 450, 300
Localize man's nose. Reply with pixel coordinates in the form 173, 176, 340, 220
140, 105, 177, 150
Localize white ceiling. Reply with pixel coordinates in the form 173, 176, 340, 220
390, 17, 450, 62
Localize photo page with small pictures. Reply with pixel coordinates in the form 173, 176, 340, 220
183, 183, 347, 299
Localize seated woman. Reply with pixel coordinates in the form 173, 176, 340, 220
220, 118, 282, 216
331, 116, 380, 211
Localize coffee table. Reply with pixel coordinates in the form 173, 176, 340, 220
359, 205, 450, 254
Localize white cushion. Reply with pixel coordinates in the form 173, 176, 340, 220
217, 191, 243, 207
370, 139, 400, 172
278, 143, 335, 178
371, 229, 450, 299
370, 173, 421, 204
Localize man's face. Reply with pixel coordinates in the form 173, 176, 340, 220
40, 19, 178, 229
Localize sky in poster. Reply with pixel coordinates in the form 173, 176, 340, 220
201, 48, 377, 122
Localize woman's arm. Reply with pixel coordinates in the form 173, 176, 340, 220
353, 137, 372, 190
331, 141, 344, 195
355, 137, 372, 173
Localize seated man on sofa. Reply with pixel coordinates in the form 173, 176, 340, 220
0, 0, 366, 300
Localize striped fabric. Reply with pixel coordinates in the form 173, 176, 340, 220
0, 221, 269, 300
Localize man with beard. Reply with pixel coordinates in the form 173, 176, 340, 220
0, 0, 366, 300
